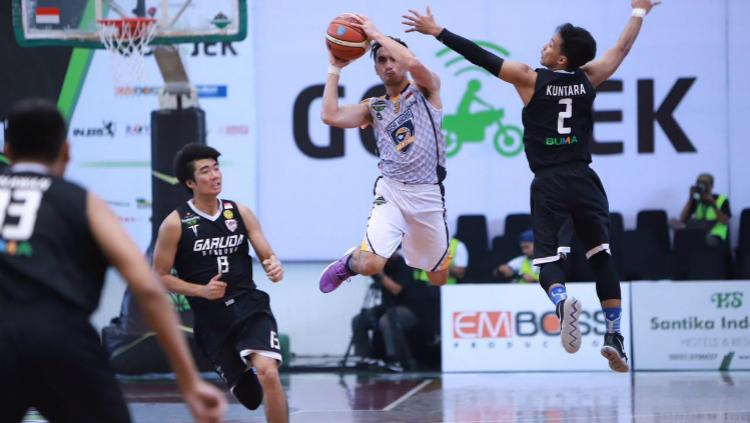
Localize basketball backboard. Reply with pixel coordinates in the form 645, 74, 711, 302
12, 0, 247, 48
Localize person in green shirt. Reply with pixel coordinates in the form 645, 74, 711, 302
679, 173, 731, 246
495, 230, 540, 283
414, 237, 468, 285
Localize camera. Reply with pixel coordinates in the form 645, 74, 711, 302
692, 181, 708, 201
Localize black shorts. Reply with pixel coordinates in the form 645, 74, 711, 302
530, 162, 611, 265
193, 289, 281, 387
0, 301, 130, 423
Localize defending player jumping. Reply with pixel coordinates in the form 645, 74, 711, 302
405, 0, 661, 372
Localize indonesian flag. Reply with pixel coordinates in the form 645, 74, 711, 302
35, 7, 61, 25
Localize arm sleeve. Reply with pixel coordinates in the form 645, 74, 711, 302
436, 28, 504, 76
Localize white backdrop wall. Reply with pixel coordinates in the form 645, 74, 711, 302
728, 0, 750, 229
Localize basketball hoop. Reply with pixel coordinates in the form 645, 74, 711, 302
96, 17, 158, 87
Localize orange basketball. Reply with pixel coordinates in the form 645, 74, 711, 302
325, 13, 369, 61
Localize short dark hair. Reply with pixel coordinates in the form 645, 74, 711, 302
173, 143, 221, 194
556, 23, 597, 70
4, 98, 67, 162
697, 173, 714, 188
371, 36, 408, 60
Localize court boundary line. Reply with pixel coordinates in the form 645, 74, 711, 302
382, 379, 432, 411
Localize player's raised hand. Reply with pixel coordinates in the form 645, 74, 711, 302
632, 0, 659, 14
349, 14, 381, 41
202, 273, 227, 300
328, 49, 353, 68
182, 380, 227, 423
263, 255, 284, 283
402, 7, 443, 37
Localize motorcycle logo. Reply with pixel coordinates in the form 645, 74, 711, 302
437, 42, 524, 158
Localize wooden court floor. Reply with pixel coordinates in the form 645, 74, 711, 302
23, 371, 750, 422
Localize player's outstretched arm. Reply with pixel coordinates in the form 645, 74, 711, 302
582, 0, 658, 87
352, 13, 441, 108
153, 212, 227, 300
87, 193, 226, 423
402, 6, 536, 95
239, 205, 284, 283
321, 51, 372, 128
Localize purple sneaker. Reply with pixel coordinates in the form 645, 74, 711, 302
319, 248, 356, 293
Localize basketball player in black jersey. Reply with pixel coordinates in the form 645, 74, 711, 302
0, 99, 226, 422
153, 143, 288, 423
406, 0, 660, 372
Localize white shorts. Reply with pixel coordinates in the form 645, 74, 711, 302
360, 177, 451, 272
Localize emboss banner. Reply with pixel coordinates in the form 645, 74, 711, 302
441, 283, 632, 371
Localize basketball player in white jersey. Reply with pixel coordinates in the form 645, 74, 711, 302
319, 14, 450, 293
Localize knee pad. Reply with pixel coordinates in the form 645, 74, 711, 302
589, 251, 621, 301
538, 261, 566, 294
231, 369, 263, 410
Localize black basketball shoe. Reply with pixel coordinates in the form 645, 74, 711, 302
601, 332, 629, 372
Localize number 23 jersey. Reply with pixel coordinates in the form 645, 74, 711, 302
0, 169, 108, 313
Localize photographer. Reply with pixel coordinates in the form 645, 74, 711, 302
349, 251, 432, 370
679, 173, 732, 246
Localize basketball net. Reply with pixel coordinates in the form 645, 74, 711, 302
96, 18, 158, 88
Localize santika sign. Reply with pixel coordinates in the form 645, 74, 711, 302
631, 281, 750, 371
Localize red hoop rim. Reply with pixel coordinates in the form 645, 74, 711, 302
96, 17, 157, 38
96, 17, 158, 24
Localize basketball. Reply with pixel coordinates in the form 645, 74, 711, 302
325, 13, 369, 61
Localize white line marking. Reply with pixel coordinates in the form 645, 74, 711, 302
382, 379, 432, 411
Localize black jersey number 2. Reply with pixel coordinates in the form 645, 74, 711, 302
557, 98, 573, 135
0, 188, 43, 240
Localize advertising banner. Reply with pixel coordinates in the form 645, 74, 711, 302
631, 281, 750, 370
441, 283, 631, 372
67, 38, 257, 251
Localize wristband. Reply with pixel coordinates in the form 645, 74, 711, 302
328, 64, 341, 76
632, 8, 647, 18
